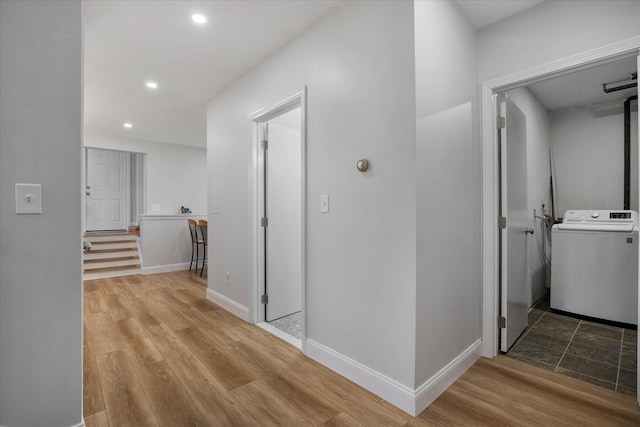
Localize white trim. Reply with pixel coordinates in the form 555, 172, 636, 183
306, 339, 416, 415
2, 418, 88, 427
414, 339, 482, 415
255, 322, 302, 349
481, 36, 640, 358
206, 288, 251, 322
141, 262, 190, 275
248, 87, 307, 354
306, 338, 481, 416
138, 214, 206, 220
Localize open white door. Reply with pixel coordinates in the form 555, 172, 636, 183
264, 109, 303, 321
86, 148, 128, 231
500, 95, 529, 352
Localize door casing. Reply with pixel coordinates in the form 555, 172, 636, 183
248, 88, 307, 352
481, 36, 640, 401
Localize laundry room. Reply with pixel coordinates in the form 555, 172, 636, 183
501, 54, 639, 395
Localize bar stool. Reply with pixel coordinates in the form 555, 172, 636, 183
188, 219, 204, 273
197, 220, 208, 276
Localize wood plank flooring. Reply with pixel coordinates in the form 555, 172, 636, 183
84, 271, 640, 426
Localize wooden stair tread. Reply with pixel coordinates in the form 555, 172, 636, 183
89, 239, 137, 244
84, 264, 141, 274
84, 256, 139, 264
86, 247, 137, 254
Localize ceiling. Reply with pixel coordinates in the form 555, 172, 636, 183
527, 56, 638, 112
455, 0, 544, 29
84, 0, 557, 149
84, 0, 342, 148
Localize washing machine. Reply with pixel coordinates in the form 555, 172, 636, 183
551, 210, 638, 325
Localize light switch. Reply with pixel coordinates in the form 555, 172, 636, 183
211, 202, 219, 214
151, 203, 160, 212
320, 194, 329, 213
15, 183, 42, 214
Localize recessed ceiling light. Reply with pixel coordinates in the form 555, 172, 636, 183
145, 81, 158, 89
123, 123, 133, 129
192, 14, 207, 24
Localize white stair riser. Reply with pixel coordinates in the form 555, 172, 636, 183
84, 250, 138, 261
84, 268, 142, 280
84, 258, 139, 270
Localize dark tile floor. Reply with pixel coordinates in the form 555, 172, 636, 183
507, 293, 638, 396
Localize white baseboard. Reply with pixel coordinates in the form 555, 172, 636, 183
205, 288, 250, 322
306, 338, 482, 417
306, 339, 416, 414
1, 419, 85, 427
414, 338, 482, 415
141, 262, 190, 275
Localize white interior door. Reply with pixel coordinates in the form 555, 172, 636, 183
500, 96, 529, 352
86, 148, 128, 231
264, 108, 302, 322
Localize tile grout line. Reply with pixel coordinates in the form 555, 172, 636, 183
615, 329, 624, 391
555, 320, 581, 372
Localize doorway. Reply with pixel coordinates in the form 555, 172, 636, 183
249, 89, 306, 351
482, 42, 640, 400
84, 147, 146, 232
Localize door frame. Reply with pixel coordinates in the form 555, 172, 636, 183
83, 146, 131, 232
248, 87, 307, 352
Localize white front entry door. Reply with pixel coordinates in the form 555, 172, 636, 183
86, 148, 128, 231
500, 95, 529, 352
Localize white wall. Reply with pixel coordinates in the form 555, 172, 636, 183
551, 107, 639, 214
207, 0, 417, 388
0, 1, 83, 426
85, 134, 207, 216
507, 88, 551, 305
478, 0, 640, 82
414, 0, 482, 386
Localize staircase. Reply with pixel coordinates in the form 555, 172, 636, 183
83, 231, 141, 280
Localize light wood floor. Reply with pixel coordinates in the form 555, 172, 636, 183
84, 271, 640, 426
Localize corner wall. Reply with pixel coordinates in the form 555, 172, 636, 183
551, 107, 639, 214
0, 1, 83, 426
414, 0, 482, 400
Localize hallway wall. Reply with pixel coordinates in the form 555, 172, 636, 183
478, 0, 640, 82
207, 0, 417, 390
0, 1, 83, 426
414, 0, 482, 388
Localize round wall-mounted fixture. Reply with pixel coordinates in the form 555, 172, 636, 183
356, 159, 369, 172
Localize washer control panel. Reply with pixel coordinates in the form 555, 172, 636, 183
563, 210, 637, 225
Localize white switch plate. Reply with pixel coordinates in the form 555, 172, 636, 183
15, 183, 42, 214
211, 202, 219, 214
151, 203, 160, 212
320, 194, 329, 213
